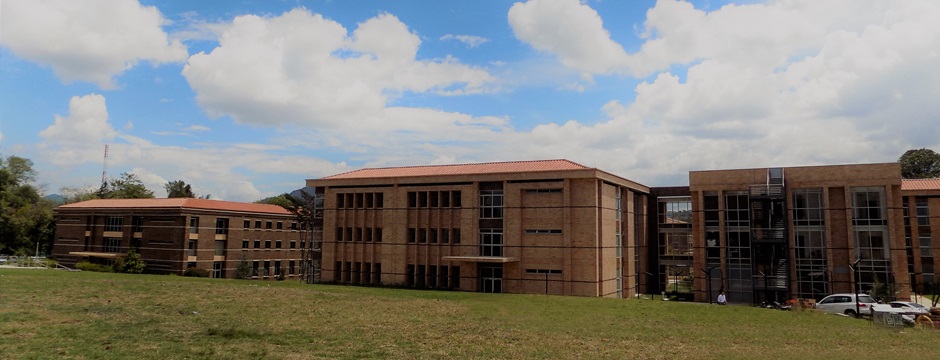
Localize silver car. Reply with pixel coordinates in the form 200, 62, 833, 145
815, 293, 877, 317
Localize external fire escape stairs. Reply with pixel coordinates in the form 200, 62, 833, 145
749, 168, 791, 304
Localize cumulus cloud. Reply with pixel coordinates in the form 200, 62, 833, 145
0, 0, 187, 88
508, 0, 629, 75
440, 34, 490, 48
183, 9, 495, 128
500, 0, 940, 183
36, 94, 351, 201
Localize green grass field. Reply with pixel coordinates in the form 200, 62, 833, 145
1, 269, 938, 359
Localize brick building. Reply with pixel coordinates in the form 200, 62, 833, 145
900, 178, 940, 296
685, 163, 910, 304
53, 198, 309, 279
306, 159, 650, 297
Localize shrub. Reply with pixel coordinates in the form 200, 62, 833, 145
112, 249, 146, 274
234, 255, 251, 280
75, 261, 113, 273
184, 267, 210, 277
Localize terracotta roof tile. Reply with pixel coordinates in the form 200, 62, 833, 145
58, 198, 291, 215
902, 178, 940, 191
322, 159, 590, 180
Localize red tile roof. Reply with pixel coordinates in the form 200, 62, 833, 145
58, 198, 292, 215
322, 159, 590, 180
902, 178, 940, 191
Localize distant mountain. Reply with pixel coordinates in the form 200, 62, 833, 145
44, 194, 65, 204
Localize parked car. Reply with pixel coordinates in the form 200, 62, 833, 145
815, 293, 877, 317
887, 301, 931, 314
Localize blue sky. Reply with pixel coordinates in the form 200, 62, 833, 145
3, 0, 939, 201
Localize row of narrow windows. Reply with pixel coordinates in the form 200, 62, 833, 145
337, 192, 385, 209
335, 227, 384, 242
406, 264, 460, 289
334, 261, 382, 284
407, 228, 461, 244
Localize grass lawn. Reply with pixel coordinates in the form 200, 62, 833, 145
1, 269, 938, 359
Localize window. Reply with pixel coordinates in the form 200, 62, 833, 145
104, 238, 121, 253
724, 192, 749, 228
275, 240, 282, 249
430, 229, 438, 243
337, 193, 346, 208
525, 229, 562, 234
132, 216, 144, 232
419, 228, 427, 243
852, 187, 887, 226
263, 261, 271, 277
345, 227, 353, 242
265, 240, 272, 249
408, 228, 416, 243
276, 222, 283, 230
274, 261, 281, 276
658, 198, 692, 226
289, 260, 295, 275
526, 269, 562, 275
524, 189, 562, 194
355, 228, 363, 242
336, 227, 344, 242
452, 191, 462, 208
480, 229, 503, 257
703, 192, 720, 227
105, 216, 124, 232
252, 261, 260, 277
365, 228, 373, 242
376, 193, 384, 208
375, 228, 383, 243
793, 189, 824, 226
215, 218, 229, 235
187, 240, 197, 256
242, 240, 249, 249
254, 240, 261, 249
189, 217, 199, 234
243, 220, 251, 229
266, 221, 273, 230
290, 240, 297, 249
215, 240, 226, 256
255, 220, 261, 229
480, 190, 504, 219
453, 229, 461, 244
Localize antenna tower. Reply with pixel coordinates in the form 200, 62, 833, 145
101, 144, 109, 188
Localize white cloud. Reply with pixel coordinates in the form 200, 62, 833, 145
0, 0, 188, 89
183, 9, 495, 128
39, 94, 117, 153
498, 0, 940, 184
440, 34, 490, 48
508, 0, 629, 75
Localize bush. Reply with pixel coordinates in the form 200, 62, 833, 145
75, 261, 113, 273
234, 255, 251, 280
112, 249, 146, 274
183, 267, 210, 277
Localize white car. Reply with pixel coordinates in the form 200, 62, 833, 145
887, 301, 931, 314
815, 293, 877, 317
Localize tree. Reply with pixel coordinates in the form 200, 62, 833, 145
255, 193, 294, 208
112, 249, 146, 274
100, 172, 155, 199
899, 148, 940, 179
164, 180, 196, 198
0, 155, 55, 255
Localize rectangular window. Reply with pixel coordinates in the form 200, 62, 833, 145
365, 228, 373, 242
441, 229, 450, 244
407, 192, 417, 208
289, 260, 296, 275
452, 191, 462, 208
355, 228, 363, 242
242, 240, 249, 249
525, 269, 562, 275
441, 191, 451, 207
724, 192, 749, 228
345, 227, 353, 242
524, 229, 563, 234
215, 218, 229, 235
254, 240, 261, 249
274, 261, 281, 276
276, 222, 283, 230
263, 261, 271, 277
275, 240, 282, 249
480, 190, 504, 219
375, 228, 383, 243
355, 193, 364, 208
336, 227, 344, 242
266, 221, 273, 230
703, 192, 720, 227
374, 263, 382, 283
215, 240, 226, 256
430, 229, 438, 243
453, 229, 461, 244
419, 228, 427, 243
408, 228, 416, 243
793, 189, 824, 226
451, 266, 460, 288
253, 261, 260, 277
337, 194, 345, 209
187, 240, 197, 256
480, 229, 503, 257
105, 216, 124, 232
290, 240, 297, 249
243, 220, 250, 229
334, 261, 342, 282
366, 193, 374, 208
104, 237, 121, 253
132, 216, 144, 232
376, 193, 384, 208
255, 220, 261, 229
852, 187, 887, 226
430, 192, 439, 207
265, 240, 272, 249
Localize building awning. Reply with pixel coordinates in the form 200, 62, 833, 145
68, 252, 126, 259
441, 256, 519, 263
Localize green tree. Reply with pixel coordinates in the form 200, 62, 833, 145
101, 172, 155, 199
164, 180, 196, 198
899, 148, 940, 179
112, 249, 146, 274
0, 155, 55, 255
255, 193, 294, 208
234, 254, 252, 279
